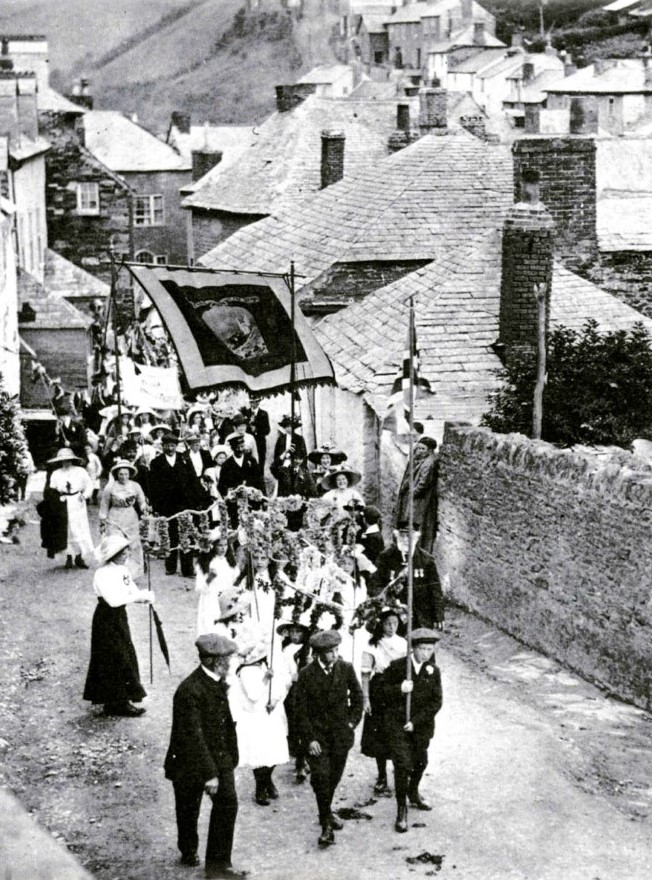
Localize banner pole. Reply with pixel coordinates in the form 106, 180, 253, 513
289, 261, 297, 495
406, 298, 415, 724
109, 244, 123, 423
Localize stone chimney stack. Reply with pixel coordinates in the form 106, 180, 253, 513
321, 130, 345, 188
499, 168, 555, 353
513, 129, 597, 271
569, 96, 598, 135
522, 61, 535, 85
171, 110, 191, 134
419, 87, 447, 134
275, 83, 317, 112
67, 76, 93, 110
524, 106, 540, 134
397, 102, 410, 134
511, 29, 524, 49
473, 21, 486, 46
192, 149, 223, 182
16, 72, 37, 140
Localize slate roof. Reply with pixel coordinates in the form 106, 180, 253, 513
385, 2, 430, 25
427, 24, 504, 54
170, 124, 254, 164
298, 65, 352, 84
450, 48, 508, 74
546, 60, 652, 95
37, 87, 85, 114
597, 195, 652, 251
43, 249, 110, 302
17, 269, 92, 330
199, 130, 514, 286
314, 233, 652, 433
83, 111, 191, 173
183, 95, 406, 215
359, 14, 388, 34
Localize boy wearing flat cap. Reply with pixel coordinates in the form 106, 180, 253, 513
380, 628, 443, 833
165, 634, 246, 879
295, 629, 364, 848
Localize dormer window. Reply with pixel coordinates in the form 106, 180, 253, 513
76, 181, 100, 216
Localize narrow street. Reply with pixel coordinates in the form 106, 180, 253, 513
1, 513, 651, 880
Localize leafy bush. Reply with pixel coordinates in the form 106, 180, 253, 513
481, 320, 652, 448
0, 374, 32, 504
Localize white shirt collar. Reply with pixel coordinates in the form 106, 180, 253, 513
165, 453, 176, 465
201, 664, 222, 682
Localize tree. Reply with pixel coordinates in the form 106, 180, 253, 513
0, 373, 31, 504
481, 320, 652, 448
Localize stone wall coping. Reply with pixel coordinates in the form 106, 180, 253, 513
442, 422, 652, 504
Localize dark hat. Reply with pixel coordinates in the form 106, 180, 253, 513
195, 633, 238, 657
279, 414, 301, 430
320, 466, 361, 491
411, 627, 441, 645
418, 436, 438, 449
231, 413, 247, 427
307, 444, 347, 466
276, 619, 310, 638
379, 603, 407, 621
364, 505, 382, 525
162, 432, 179, 444
395, 521, 421, 532
310, 629, 342, 651
343, 497, 366, 513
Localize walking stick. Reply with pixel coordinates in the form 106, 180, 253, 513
147, 550, 153, 684
266, 599, 277, 713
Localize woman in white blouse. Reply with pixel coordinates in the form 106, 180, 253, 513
83, 534, 154, 717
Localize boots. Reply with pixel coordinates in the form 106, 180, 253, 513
318, 822, 335, 847
373, 761, 388, 794
395, 803, 408, 833
265, 767, 278, 800
65, 555, 73, 569
254, 769, 270, 806
408, 784, 431, 811
74, 554, 89, 569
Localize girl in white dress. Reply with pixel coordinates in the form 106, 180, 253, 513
195, 530, 238, 636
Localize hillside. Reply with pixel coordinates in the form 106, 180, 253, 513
0, 0, 340, 133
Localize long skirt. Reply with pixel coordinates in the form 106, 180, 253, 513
361, 673, 390, 759
83, 598, 147, 705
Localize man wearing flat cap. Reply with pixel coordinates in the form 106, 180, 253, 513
165, 634, 246, 879
295, 629, 364, 848
380, 628, 443, 833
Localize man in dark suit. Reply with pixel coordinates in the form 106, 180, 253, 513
381, 627, 443, 833
295, 629, 363, 848
247, 397, 270, 474
372, 526, 445, 630
164, 634, 245, 879
218, 434, 265, 526
147, 433, 195, 577
183, 434, 214, 510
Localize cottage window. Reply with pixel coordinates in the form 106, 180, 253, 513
135, 250, 167, 265
134, 194, 164, 227
76, 182, 100, 216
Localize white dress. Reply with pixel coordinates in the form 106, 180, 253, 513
49, 465, 94, 558
229, 661, 291, 769
196, 555, 238, 636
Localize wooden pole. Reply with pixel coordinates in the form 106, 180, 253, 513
147, 550, 153, 684
266, 599, 277, 713
406, 298, 415, 724
109, 245, 123, 423
289, 261, 297, 495
533, 282, 548, 440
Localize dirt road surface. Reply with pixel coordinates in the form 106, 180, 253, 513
1, 510, 651, 880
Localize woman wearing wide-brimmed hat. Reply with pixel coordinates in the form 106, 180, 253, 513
47, 448, 94, 569
320, 466, 364, 511
98, 459, 148, 579
83, 534, 155, 717
360, 604, 408, 795
307, 444, 348, 494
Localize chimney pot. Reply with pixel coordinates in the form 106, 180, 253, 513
473, 21, 486, 46
275, 82, 316, 113
320, 129, 345, 189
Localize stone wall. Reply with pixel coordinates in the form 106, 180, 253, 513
437, 423, 652, 710
190, 209, 264, 261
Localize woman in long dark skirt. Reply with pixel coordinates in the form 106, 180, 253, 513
83, 534, 154, 717
360, 605, 408, 793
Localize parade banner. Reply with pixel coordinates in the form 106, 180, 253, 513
119, 357, 184, 411
128, 266, 335, 394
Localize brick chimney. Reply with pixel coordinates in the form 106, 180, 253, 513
388, 131, 409, 153
275, 83, 317, 113
16, 72, 37, 140
499, 168, 554, 353
419, 87, 447, 134
473, 21, 486, 46
192, 149, 222, 182
513, 132, 597, 271
171, 110, 191, 133
321, 130, 345, 188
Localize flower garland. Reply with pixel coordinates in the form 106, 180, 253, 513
309, 602, 343, 631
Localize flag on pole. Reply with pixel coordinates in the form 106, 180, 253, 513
383, 301, 430, 435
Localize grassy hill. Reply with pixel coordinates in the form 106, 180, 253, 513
0, 0, 340, 133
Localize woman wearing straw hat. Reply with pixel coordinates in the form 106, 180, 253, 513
99, 459, 148, 579
229, 640, 291, 806
307, 444, 347, 494
321, 466, 364, 511
83, 534, 155, 717
47, 448, 94, 569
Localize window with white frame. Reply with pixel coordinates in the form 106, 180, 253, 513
134, 194, 164, 226
76, 181, 100, 215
